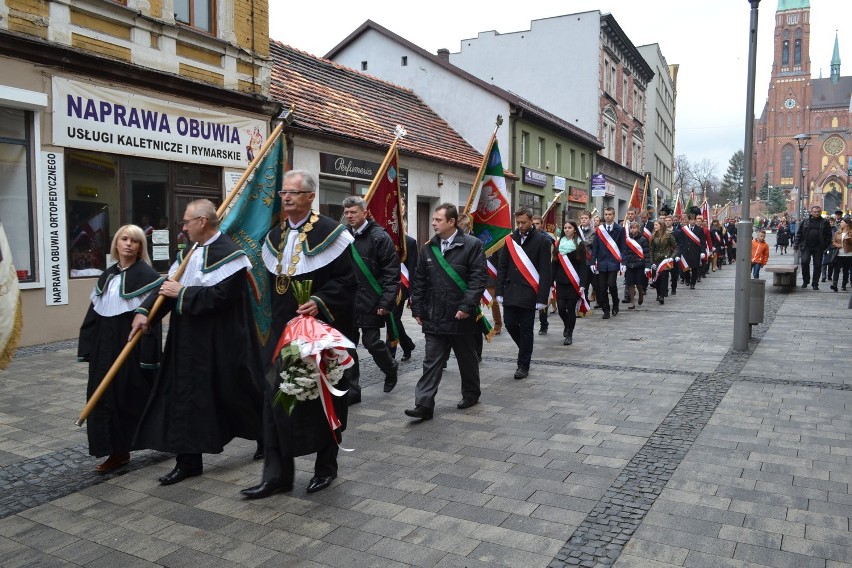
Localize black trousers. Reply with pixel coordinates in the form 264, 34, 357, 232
800, 247, 822, 286
556, 297, 577, 337
386, 300, 415, 358
350, 326, 396, 394
538, 307, 549, 330
415, 332, 480, 409
596, 270, 619, 313
832, 256, 851, 287
176, 453, 202, 473
260, 389, 338, 485
655, 270, 670, 297
502, 305, 536, 370
670, 263, 679, 292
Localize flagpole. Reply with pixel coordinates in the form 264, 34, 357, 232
463, 115, 503, 215
363, 125, 407, 204
641, 173, 650, 214
75, 109, 293, 426
542, 191, 564, 219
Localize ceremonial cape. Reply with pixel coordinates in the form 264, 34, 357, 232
261, 214, 356, 455
134, 233, 264, 455
78, 261, 163, 457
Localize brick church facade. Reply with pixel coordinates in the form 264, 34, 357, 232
753, 0, 851, 216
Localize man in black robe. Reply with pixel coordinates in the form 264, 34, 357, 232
131, 199, 264, 485
241, 169, 357, 499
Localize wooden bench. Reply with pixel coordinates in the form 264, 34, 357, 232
765, 265, 798, 288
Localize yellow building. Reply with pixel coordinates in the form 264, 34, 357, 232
0, 0, 279, 345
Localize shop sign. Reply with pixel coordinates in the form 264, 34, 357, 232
319, 152, 409, 191
523, 167, 548, 188
52, 77, 267, 169
553, 176, 566, 191
41, 152, 69, 306
568, 186, 589, 203
591, 173, 606, 197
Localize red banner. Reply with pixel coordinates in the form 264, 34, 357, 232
366, 149, 407, 261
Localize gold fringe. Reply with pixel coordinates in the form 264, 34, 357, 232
0, 295, 22, 371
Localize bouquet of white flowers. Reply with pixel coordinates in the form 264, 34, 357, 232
271, 280, 355, 424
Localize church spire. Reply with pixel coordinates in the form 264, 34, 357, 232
830, 31, 840, 84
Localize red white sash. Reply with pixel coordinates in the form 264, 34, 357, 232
596, 226, 623, 263
643, 226, 652, 240
486, 259, 497, 280
558, 253, 590, 314
652, 258, 674, 282
505, 235, 540, 293
678, 255, 690, 271
682, 225, 702, 247
400, 263, 410, 289
625, 235, 644, 259
482, 287, 493, 306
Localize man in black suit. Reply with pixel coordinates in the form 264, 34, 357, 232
679, 212, 707, 290
496, 207, 553, 380
591, 207, 627, 319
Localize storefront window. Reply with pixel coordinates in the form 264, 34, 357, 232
318, 177, 369, 222
0, 107, 36, 283
65, 153, 220, 277
519, 191, 542, 216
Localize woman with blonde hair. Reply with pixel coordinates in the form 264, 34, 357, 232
78, 224, 164, 472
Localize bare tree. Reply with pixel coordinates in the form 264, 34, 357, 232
673, 154, 693, 196
691, 159, 720, 205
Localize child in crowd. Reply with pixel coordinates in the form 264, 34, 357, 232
751, 230, 769, 279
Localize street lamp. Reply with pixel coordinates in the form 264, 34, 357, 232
793, 133, 811, 265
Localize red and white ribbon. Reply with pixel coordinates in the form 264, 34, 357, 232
558, 253, 590, 314
486, 259, 498, 280
482, 287, 493, 306
400, 263, 410, 290
504, 235, 540, 293
312, 346, 354, 452
652, 258, 674, 282
596, 226, 623, 263
643, 226, 652, 240
625, 235, 644, 259
678, 256, 690, 271
682, 225, 702, 247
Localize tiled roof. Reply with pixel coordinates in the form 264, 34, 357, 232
269, 40, 483, 171
326, 20, 603, 150
811, 77, 852, 110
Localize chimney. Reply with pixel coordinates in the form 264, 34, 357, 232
437, 48, 450, 61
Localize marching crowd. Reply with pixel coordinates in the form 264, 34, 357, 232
84, 167, 849, 500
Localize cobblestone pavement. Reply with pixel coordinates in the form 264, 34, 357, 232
1, 235, 850, 568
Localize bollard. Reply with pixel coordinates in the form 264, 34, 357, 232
749, 278, 765, 324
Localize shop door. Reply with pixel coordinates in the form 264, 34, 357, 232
416, 201, 431, 246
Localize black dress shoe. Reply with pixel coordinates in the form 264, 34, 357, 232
383, 361, 399, 393
457, 398, 478, 409
400, 350, 412, 362
158, 467, 201, 486
404, 405, 434, 420
563, 336, 573, 346
513, 367, 529, 380
307, 474, 336, 493
801, 283, 808, 289
831, 284, 838, 292
602, 312, 610, 319
611, 305, 619, 316
689, 284, 695, 290
240, 480, 292, 499
253, 441, 264, 460
538, 328, 548, 335
812, 284, 819, 290
671, 289, 676, 295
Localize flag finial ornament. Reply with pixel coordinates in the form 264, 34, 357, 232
394, 125, 407, 140
495, 115, 503, 127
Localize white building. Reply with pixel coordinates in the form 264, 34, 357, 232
637, 44, 678, 206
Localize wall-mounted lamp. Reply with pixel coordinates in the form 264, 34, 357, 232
437, 174, 444, 186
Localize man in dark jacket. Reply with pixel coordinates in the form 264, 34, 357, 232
343, 196, 400, 401
496, 207, 553, 380
405, 203, 487, 420
795, 205, 833, 290
591, 206, 627, 318
678, 213, 706, 290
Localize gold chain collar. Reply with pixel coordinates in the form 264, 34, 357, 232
275, 212, 320, 294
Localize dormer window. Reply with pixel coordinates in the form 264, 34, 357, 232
401, 56, 408, 67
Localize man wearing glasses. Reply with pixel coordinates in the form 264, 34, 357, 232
131, 199, 264, 486
242, 169, 357, 498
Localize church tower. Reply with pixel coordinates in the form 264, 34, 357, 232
831, 32, 841, 84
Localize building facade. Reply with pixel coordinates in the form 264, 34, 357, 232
448, 11, 655, 218
753, 0, 852, 215
1, 0, 277, 345
637, 43, 677, 206
325, 20, 602, 226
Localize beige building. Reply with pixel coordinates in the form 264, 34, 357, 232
0, 0, 279, 345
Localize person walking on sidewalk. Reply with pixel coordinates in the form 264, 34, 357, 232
242, 169, 357, 499
650, 219, 678, 304
496, 207, 553, 380
343, 196, 400, 402
623, 222, 651, 309
751, 230, 769, 279
405, 203, 487, 421
78, 225, 164, 473
552, 220, 588, 345
590, 207, 627, 318
794, 205, 832, 290
830, 218, 852, 292
131, 200, 264, 486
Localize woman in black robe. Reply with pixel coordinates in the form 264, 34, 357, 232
78, 224, 163, 472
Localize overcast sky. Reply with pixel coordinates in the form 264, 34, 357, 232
270, 0, 848, 178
